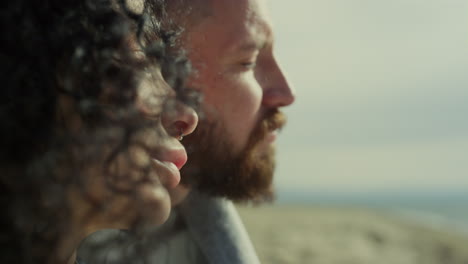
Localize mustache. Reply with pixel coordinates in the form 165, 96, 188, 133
247, 109, 287, 147
262, 109, 286, 132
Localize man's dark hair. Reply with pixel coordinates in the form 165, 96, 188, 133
0, 0, 194, 263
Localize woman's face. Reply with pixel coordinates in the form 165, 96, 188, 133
63, 48, 198, 234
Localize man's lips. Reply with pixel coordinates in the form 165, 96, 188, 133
258, 109, 285, 143
266, 130, 278, 143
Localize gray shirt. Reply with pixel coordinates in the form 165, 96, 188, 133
79, 190, 261, 264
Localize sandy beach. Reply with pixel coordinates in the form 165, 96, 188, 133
237, 205, 468, 264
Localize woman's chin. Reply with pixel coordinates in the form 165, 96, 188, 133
82, 184, 172, 233
168, 184, 191, 206
134, 183, 172, 227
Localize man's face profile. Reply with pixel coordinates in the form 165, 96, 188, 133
175, 0, 295, 202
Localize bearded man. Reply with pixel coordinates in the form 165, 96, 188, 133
79, 0, 294, 263
157, 0, 295, 263
170, 0, 294, 204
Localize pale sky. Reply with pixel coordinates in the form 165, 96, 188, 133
268, 0, 468, 195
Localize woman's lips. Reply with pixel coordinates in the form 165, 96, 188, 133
171, 150, 188, 170
153, 159, 181, 189
151, 147, 187, 189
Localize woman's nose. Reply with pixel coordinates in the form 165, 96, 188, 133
161, 100, 198, 139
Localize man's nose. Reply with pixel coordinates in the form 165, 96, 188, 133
162, 101, 198, 139
261, 60, 296, 108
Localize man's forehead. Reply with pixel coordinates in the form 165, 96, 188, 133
210, 0, 271, 24
227, 26, 273, 55
209, 0, 274, 53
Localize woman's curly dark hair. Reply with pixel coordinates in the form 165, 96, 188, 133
0, 0, 196, 263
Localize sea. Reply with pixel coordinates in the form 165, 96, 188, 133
276, 190, 468, 235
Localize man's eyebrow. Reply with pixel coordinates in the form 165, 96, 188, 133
237, 41, 261, 51
232, 39, 268, 53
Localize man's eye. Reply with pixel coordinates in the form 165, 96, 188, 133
240, 61, 256, 69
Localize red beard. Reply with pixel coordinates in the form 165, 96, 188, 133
180, 109, 286, 202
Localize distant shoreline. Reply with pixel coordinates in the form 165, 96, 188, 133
238, 205, 468, 264
275, 190, 468, 207
273, 190, 468, 234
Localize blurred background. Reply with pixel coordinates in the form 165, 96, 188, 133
238, 1, 468, 263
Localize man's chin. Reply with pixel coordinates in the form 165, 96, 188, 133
179, 109, 285, 203
180, 141, 276, 203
